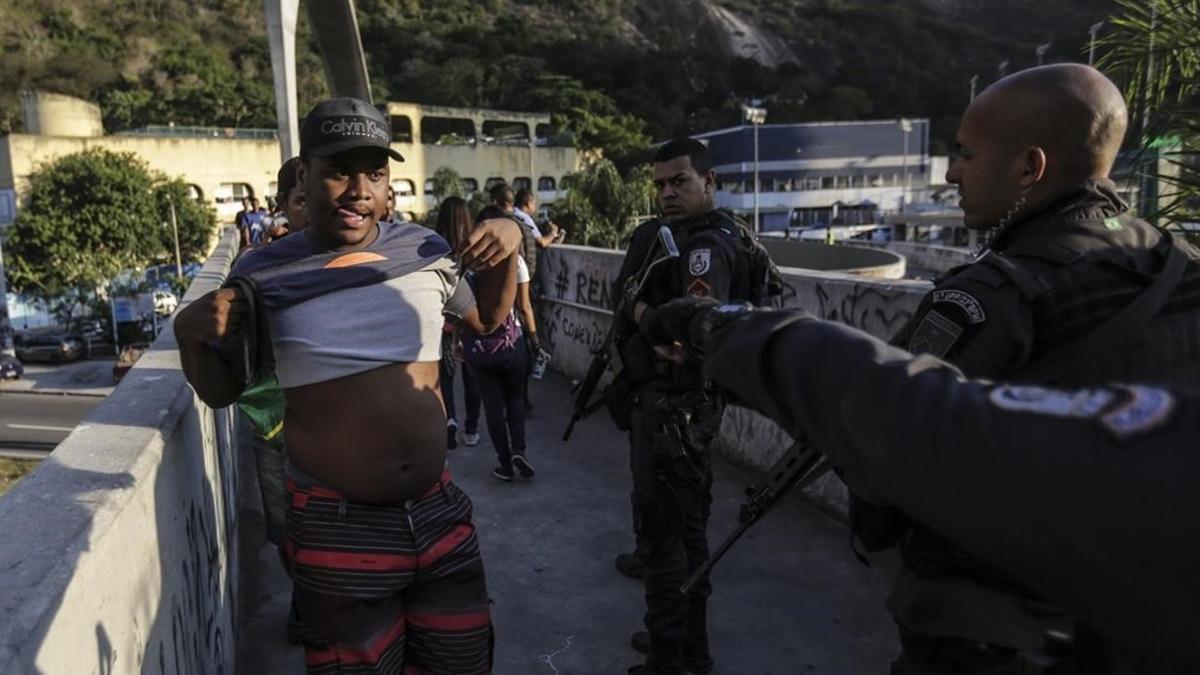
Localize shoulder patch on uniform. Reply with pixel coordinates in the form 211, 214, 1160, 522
688, 248, 711, 276
988, 385, 1116, 419
906, 309, 963, 357
930, 289, 986, 324
1100, 385, 1176, 440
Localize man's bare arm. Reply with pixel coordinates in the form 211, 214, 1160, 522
174, 288, 249, 408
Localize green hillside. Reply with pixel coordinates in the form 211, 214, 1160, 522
1, 0, 1117, 156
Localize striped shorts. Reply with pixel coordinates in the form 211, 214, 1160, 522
285, 463, 493, 674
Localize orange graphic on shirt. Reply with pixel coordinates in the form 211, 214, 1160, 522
324, 252, 388, 269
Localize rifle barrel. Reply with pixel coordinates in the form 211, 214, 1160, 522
680, 518, 753, 595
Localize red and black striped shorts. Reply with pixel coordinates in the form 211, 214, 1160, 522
285, 463, 493, 674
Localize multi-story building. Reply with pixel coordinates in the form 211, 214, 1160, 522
694, 118, 934, 232
0, 92, 579, 226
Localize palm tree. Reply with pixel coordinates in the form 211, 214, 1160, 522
1097, 0, 1200, 239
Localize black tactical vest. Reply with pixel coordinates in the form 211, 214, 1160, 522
979, 215, 1200, 388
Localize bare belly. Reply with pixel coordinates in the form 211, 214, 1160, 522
283, 361, 446, 503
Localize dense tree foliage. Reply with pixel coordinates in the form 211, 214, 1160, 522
551, 160, 655, 248
1, 0, 1120, 157
5, 148, 216, 296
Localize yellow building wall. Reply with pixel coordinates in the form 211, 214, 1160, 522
1, 131, 579, 224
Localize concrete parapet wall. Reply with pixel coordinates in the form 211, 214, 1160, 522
844, 240, 975, 275
760, 239, 907, 279
0, 229, 242, 674
535, 244, 930, 515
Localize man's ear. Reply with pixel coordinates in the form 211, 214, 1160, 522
1017, 146, 1047, 188
704, 169, 717, 193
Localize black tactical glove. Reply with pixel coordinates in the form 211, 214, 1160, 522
638, 297, 720, 348
640, 298, 760, 354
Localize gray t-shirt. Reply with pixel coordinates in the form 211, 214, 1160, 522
264, 255, 474, 388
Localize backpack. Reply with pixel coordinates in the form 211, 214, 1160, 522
460, 272, 522, 368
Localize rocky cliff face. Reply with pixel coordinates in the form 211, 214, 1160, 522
629, 0, 797, 67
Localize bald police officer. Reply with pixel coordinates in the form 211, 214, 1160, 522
638, 298, 1200, 674
856, 64, 1200, 673
610, 137, 782, 675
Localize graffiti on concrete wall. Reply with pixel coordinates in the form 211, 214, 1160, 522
154, 409, 238, 675
545, 303, 607, 352
812, 282, 918, 339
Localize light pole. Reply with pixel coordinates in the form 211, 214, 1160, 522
969, 74, 979, 102
168, 197, 183, 278
742, 104, 768, 233
1088, 21, 1104, 65
1036, 42, 1051, 66
899, 118, 913, 213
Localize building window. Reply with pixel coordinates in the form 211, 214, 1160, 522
390, 115, 414, 143
187, 184, 204, 201
835, 175, 850, 189
463, 178, 479, 192
481, 120, 530, 145
512, 177, 532, 192
421, 117, 476, 145
537, 176, 556, 192
216, 182, 253, 203
867, 174, 885, 187
820, 176, 835, 190
803, 176, 821, 190
485, 177, 506, 192
392, 179, 416, 196
850, 174, 864, 188
424, 179, 436, 194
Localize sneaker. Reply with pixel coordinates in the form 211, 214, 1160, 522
615, 551, 645, 579
446, 418, 459, 450
464, 432, 481, 447
512, 454, 536, 478
491, 466, 514, 482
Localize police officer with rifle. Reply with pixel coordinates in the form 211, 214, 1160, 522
580, 137, 782, 675
638, 296, 1200, 674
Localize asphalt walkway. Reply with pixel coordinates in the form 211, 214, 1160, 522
236, 372, 900, 675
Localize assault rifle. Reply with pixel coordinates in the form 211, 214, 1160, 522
680, 441, 832, 594
562, 225, 680, 441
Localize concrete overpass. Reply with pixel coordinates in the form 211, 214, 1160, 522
0, 233, 931, 673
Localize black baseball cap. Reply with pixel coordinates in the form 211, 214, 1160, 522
299, 97, 404, 161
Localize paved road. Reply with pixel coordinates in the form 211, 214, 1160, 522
0, 391, 104, 456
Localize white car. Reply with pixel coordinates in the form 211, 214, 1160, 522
153, 290, 179, 316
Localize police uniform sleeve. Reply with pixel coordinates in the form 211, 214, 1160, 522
678, 232, 737, 302
895, 267, 1035, 379
703, 309, 1200, 661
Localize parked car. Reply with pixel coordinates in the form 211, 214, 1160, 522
13, 334, 84, 364
0, 354, 23, 379
153, 290, 179, 316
